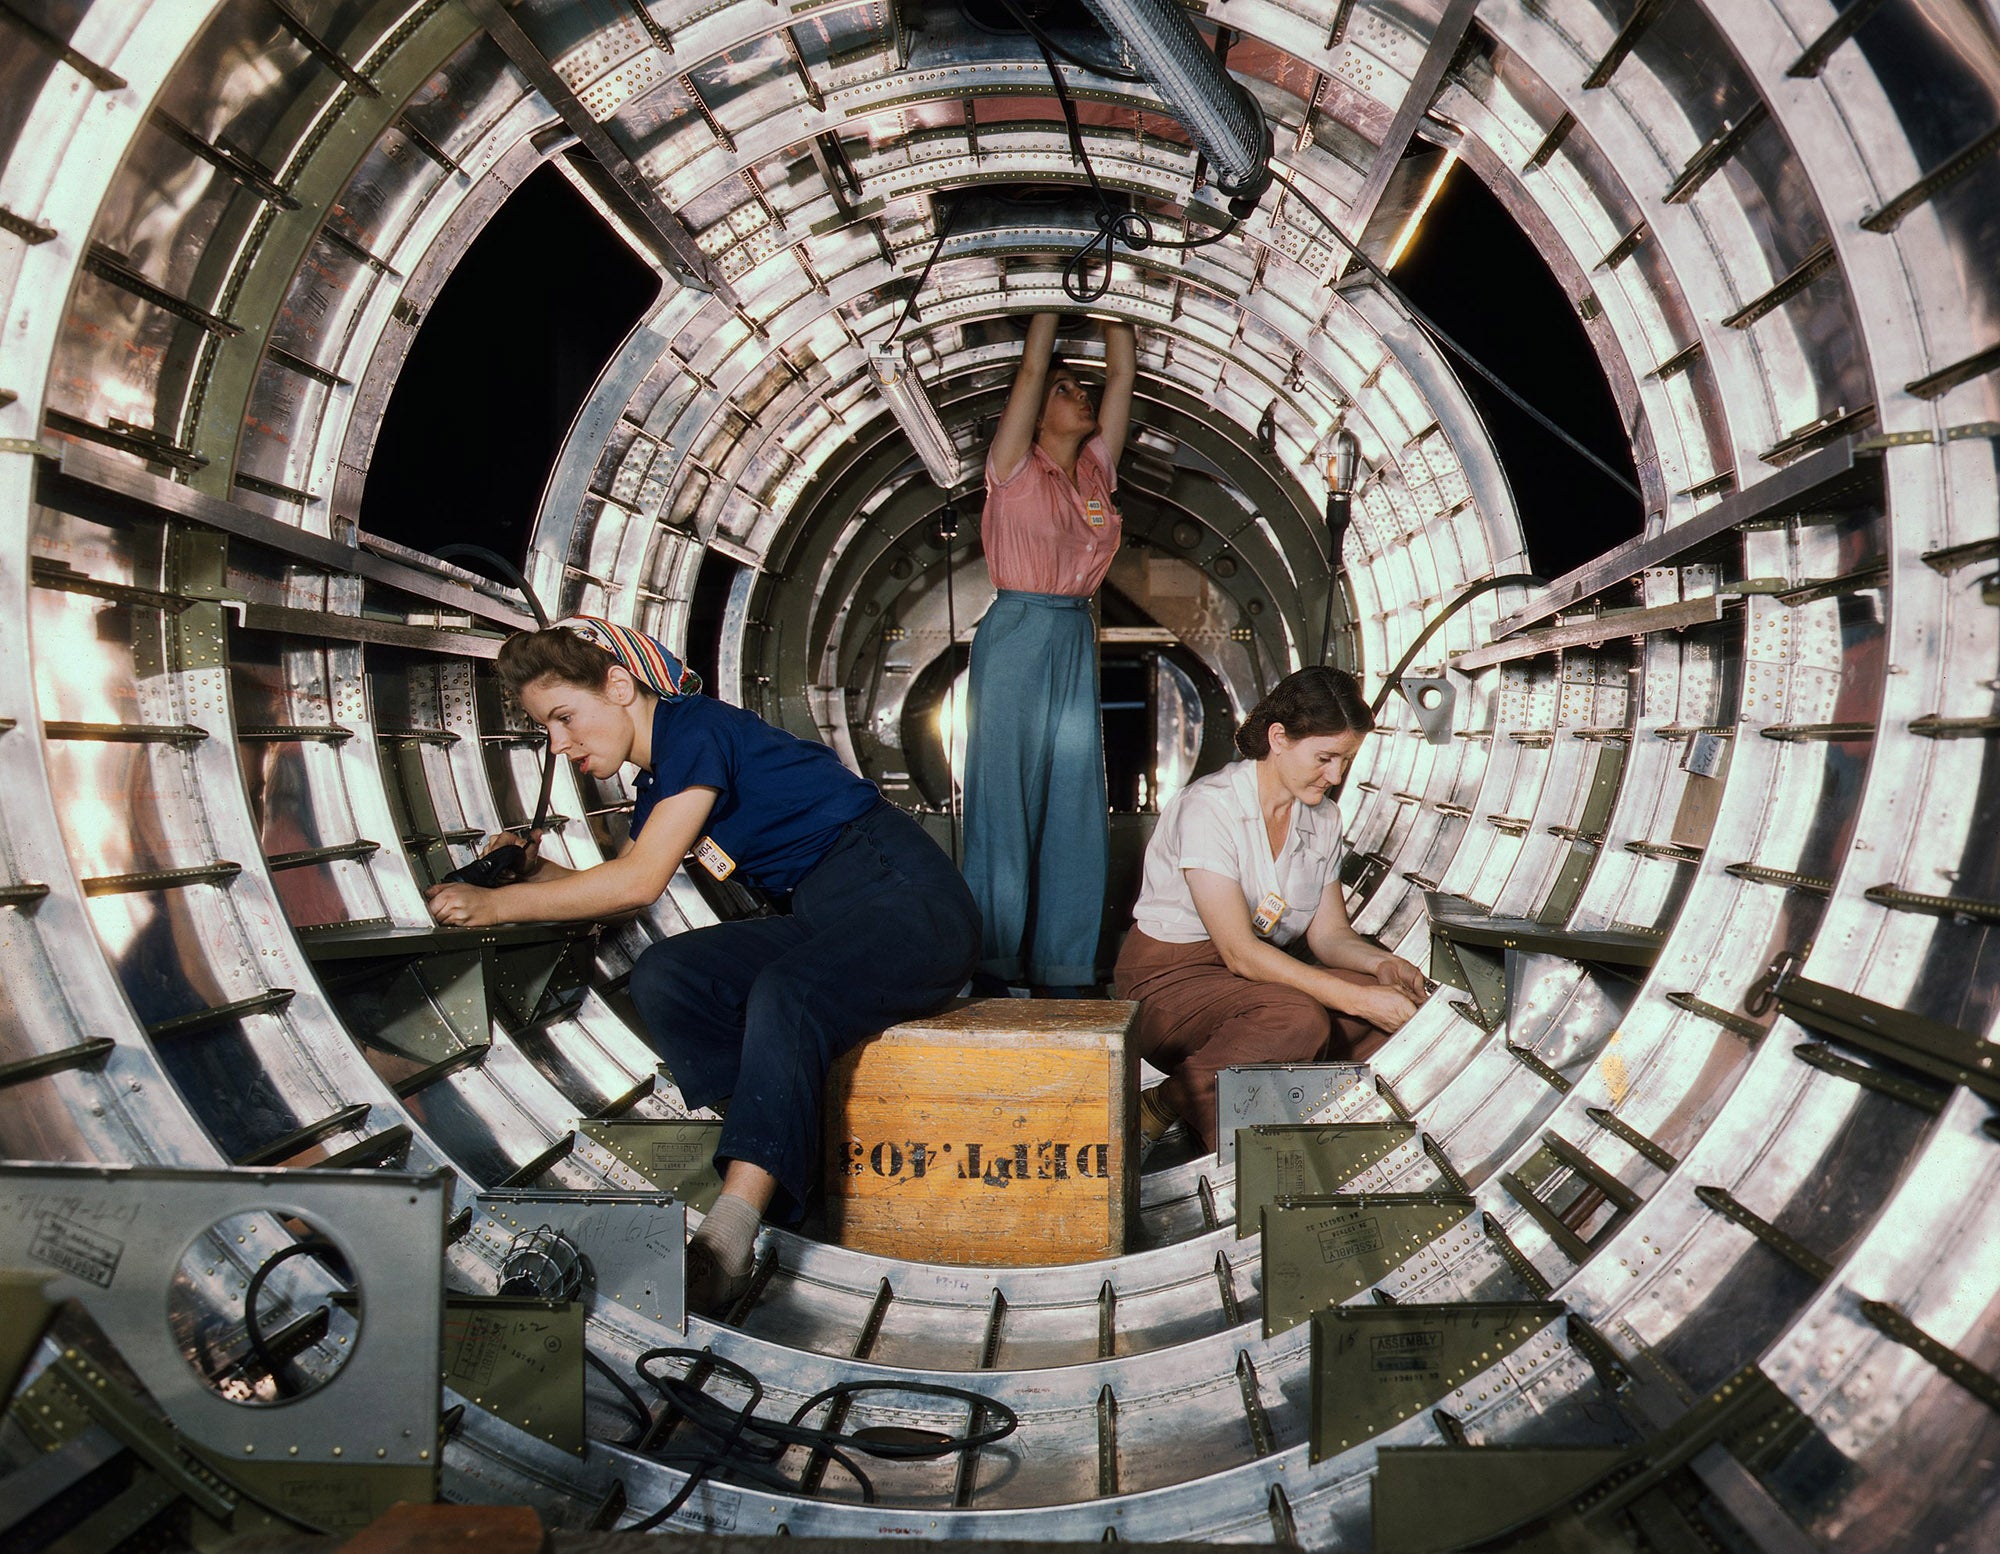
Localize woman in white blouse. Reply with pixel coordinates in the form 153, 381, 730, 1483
1114, 667, 1428, 1153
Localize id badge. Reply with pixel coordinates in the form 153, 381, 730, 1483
1084, 496, 1107, 528
1251, 889, 1287, 936
693, 835, 736, 880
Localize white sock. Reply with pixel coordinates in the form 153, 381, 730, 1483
689, 1192, 761, 1279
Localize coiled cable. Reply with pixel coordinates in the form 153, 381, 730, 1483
620, 1347, 1020, 1529
999, 0, 1238, 303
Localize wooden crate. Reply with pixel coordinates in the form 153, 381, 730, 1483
824, 999, 1137, 1265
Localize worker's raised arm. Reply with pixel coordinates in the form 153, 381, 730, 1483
988, 312, 1061, 483
1096, 320, 1137, 467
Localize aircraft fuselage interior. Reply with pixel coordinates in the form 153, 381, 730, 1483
2, 0, 1998, 1549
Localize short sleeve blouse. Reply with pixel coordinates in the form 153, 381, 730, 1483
980, 433, 1121, 596
1129, 761, 1346, 947
629, 695, 879, 893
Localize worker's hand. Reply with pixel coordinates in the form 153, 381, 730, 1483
482, 829, 543, 880
426, 881, 500, 928
1374, 955, 1429, 1000
1337, 983, 1421, 1033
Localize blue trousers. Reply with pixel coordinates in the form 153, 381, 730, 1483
961, 590, 1107, 986
628, 801, 980, 1224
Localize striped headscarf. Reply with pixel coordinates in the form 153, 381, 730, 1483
557, 615, 702, 700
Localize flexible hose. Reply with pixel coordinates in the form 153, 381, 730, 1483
1073, 0, 1271, 212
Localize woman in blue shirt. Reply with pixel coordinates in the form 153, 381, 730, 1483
425, 618, 980, 1314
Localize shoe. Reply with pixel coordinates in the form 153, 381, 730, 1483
1138, 1119, 1190, 1168
685, 1241, 752, 1321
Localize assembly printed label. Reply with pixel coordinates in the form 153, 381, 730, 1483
1369, 1330, 1443, 1374
448, 1312, 506, 1390
30, 1212, 124, 1287
649, 1138, 710, 1174
667, 1494, 738, 1533
447, 1310, 566, 1387
693, 835, 735, 880
1315, 1214, 1383, 1264
273, 1477, 375, 1534
843, 1138, 1112, 1187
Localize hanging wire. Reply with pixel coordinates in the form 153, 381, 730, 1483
886, 193, 964, 348
1319, 564, 1341, 668
1266, 168, 1646, 504
997, 0, 1238, 303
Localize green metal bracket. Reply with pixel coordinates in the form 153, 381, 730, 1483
1307, 1301, 1567, 1460
1429, 936, 1508, 1028
488, 938, 591, 1028
1500, 1132, 1644, 1265
442, 1297, 585, 1455
1777, 976, 2000, 1101
0, 1270, 60, 1403
192, 1458, 439, 1538
18, 1351, 236, 1518
1371, 1445, 1633, 1553
324, 948, 487, 1064
1234, 1124, 1421, 1238
576, 1119, 724, 1212
1264, 1195, 1478, 1337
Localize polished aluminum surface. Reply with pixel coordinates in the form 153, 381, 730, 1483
3, 0, 1999, 1547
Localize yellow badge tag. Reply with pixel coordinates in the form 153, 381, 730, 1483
1084, 496, 1107, 528
693, 835, 736, 881
1252, 889, 1287, 936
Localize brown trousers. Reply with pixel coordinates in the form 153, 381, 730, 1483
1113, 929, 1390, 1152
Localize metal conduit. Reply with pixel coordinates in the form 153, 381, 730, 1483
1073, 0, 1272, 214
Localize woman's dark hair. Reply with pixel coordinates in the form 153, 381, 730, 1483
1236, 667, 1374, 758
496, 627, 614, 698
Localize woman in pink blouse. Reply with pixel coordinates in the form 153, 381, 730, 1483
962, 312, 1137, 994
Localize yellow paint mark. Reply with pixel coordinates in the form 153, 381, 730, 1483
1599, 1032, 1630, 1106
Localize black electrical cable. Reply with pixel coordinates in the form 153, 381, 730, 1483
432, 544, 550, 628
886, 194, 963, 348
1319, 548, 1342, 667
1267, 168, 1645, 505
960, 1, 1149, 81
243, 1237, 346, 1396
585, 1348, 657, 1447
998, 0, 1237, 303
1018, 26, 1148, 81
621, 1348, 1019, 1530
1365, 572, 1547, 720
